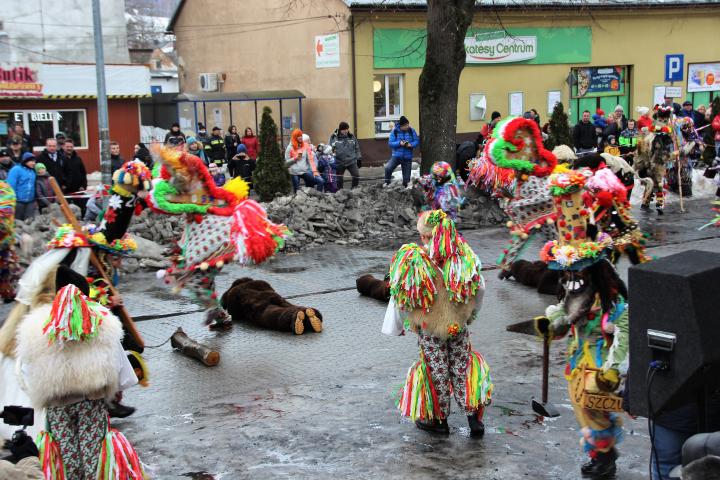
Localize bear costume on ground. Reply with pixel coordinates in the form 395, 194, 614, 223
355, 274, 390, 302
220, 278, 322, 335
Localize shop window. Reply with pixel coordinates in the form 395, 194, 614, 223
0, 110, 88, 149
373, 74, 404, 137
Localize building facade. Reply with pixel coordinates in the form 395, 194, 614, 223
170, 0, 720, 165
0, 64, 150, 171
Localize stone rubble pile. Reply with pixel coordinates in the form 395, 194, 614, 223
12, 183, 506, 268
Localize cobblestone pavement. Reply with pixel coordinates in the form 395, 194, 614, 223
3, 198, 719, 479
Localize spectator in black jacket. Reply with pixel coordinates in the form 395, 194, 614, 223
133, 142, 153, 169
7, 124, 31, 152
110, 141, 125, 172
36, 138, 64, 185
456, 134, 483, 181
164, 122, 186, 147
8, 136, 24, 164
60, 139, 88, 216
572, 110, 598, 153
205, 126, 226, 167
0, 148, 15, 180
225, 125, 241, 176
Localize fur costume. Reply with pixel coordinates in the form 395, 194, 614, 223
385, 210, 492, 428
355, 274, 390, 302
467, 117, 558, 274
150, 147, 289, 328
16, 302, 123, 408
535, 169, 629, 478
497, 259, 561, 295
634, 106, 676, 213
221, 278, 322, 335
16, 281, 144, 479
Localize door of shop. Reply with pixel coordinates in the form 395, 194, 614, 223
569, 66, 632, 125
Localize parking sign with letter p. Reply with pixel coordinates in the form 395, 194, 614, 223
665, 54, 684, 82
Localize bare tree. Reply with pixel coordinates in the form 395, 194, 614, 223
418, 0, 475, 174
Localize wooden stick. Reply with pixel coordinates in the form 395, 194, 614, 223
48, 177, 145, 349
170, 327, 219, 366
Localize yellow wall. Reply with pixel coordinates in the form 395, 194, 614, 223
353, 7, 720, 140
173, 0, 352, 144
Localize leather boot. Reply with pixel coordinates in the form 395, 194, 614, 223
415, 418, 449, 435
467, 413, 485, 438
108, 400, 136, 418
581, 449, 618, 478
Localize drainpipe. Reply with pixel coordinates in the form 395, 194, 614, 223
350, 14, 358, 135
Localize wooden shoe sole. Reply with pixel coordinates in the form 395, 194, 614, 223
294, 310, 305, 335
306, 309, 322, 333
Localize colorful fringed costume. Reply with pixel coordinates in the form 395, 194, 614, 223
16, 275, 145, 479
385, 210, 492, 435
0, 181, 20, 301
635, 105, 675, 213
150, 147, 289, 328
535, 169, 630, 479
416, 161, 465, 219
466, 117, 558, 272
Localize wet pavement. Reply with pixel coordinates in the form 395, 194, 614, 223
5, 197, 720, 479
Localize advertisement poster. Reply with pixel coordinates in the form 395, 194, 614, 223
572, 66, 625, 98
509, 92, 524, 116
315, 34, 340, 69
547, 90, 562, 114
0, 64, 43, 98
688, 62, 720, 92
464, 35, 537, 64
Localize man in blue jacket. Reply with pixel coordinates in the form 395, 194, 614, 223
7, 152, 37, 220
385, 116, 420, 188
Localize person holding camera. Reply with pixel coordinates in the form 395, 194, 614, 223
0, 417, 43, 479
385, 116, 419, 188
164, 122, 186, 147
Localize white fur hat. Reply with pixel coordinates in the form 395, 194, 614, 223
302, 134, 310, 143
636, 106, 650, 116
614, 105, 624, 112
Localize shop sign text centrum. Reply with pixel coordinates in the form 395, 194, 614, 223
464, 36, 537, 64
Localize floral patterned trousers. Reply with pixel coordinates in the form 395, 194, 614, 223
418, 329, 476, 418
46, 399, 107, 479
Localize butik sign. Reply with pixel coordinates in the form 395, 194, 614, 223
464, 36, 537, 64
0, 64, 43, 97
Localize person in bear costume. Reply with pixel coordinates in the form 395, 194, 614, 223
355, 274, 391, 302
221, 277, 322, 335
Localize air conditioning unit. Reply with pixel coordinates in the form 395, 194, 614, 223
199, 73, 218, 92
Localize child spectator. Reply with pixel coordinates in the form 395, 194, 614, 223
34, 163, 54, 213
315, 144, 338, 193
604, 135, 621, 156
208, 162, 226, 186
7, 152, 37, 221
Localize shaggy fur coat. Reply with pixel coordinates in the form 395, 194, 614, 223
407, 266, 476, 341
16, 304, 124, 408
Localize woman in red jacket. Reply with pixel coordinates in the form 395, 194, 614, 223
241, 127, 260, 161
713, 111, 720, 158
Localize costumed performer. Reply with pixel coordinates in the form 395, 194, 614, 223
535, 169, 629, 479
149, 146, 289, 330
0, 180, 21, 302
221, 277, 322, 335
16, 266, 144, 479
383, 210, 492, 436
416, 161, 465, 219
635, 105, 674, 214
0, 226, 95, 441
466, 117, 558, 277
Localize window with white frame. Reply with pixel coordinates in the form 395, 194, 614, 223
373, 74, 404, 137
0, 109, 88, 149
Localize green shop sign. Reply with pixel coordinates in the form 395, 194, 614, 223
373, 27, 591, 69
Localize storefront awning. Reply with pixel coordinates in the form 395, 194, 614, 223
174, 90, 305, 103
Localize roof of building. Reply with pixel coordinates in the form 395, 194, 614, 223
347, 0, 720, 8
167, 0, 186, 33
175, 90, 306, 103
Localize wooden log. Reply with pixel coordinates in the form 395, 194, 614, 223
48, 177, 145, 349
170, 327, 220, 367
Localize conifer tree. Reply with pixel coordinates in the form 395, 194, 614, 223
254, 107, 292, 201
544, 102, 573, 151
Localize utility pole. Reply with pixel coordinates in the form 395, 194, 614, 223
92, 0, 112, 186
